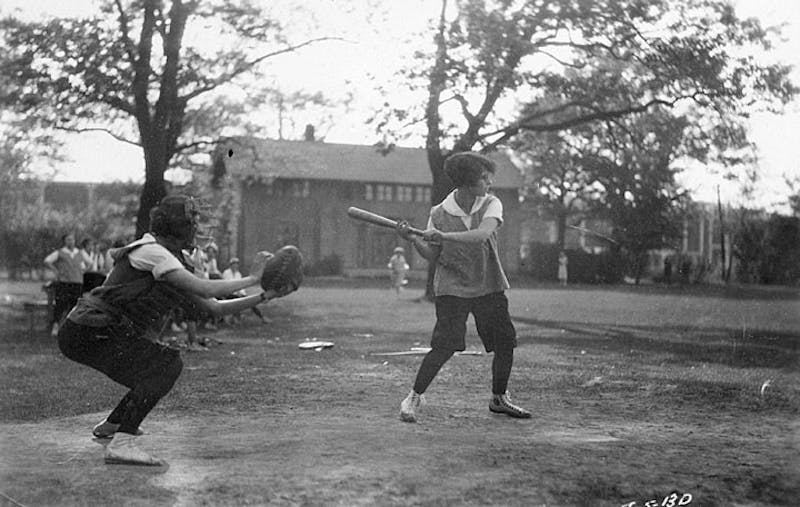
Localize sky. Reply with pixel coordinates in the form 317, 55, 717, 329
3, 0, 799, 212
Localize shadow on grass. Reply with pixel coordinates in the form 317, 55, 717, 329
509, 279, 800, 302
513, 316, 800, 370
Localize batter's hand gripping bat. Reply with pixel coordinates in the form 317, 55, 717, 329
347, 207, 425, 236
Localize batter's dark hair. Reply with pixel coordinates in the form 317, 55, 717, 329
444, 152, 496, 187
149, 194, 199, 244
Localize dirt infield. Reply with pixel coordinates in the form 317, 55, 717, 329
1, 282, 799, 506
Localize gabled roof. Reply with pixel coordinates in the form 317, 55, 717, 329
215, 137, 522, 189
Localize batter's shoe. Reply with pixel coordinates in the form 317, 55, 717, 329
489, 392, 531, 419
104, 433, 164, 466
93, 419, 144, 439
400, 390, 424, 423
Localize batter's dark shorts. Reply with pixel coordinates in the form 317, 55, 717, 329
432, 292, 516, 353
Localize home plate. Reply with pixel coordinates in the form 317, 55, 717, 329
542, 430, 620, 443
298, 340, 334, 351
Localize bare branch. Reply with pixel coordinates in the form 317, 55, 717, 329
100, 95, 136, 115
113, 0, 138, 63
182, 37, 346, 102
55, 126, 141, 147
538, 50, 586, 69
480, 94, 708, 152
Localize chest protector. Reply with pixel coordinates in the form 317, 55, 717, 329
67, 241, 198, 336
431, 196, 510, 298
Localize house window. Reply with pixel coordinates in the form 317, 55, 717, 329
377, 184, 393, 201
398, 186, 413, 202
291, 181, 310, 198
417, 187, 431, 203
365, 184, 373, 200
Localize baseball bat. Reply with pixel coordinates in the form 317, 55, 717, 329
567, 225, 619, 245
347, 207, 425, 236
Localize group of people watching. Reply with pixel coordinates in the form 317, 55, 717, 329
44, 232, 262, 344
44, 233, 120, 337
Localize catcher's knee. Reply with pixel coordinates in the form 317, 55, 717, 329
151, 355, 183, 397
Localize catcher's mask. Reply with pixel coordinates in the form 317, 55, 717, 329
149, 194, 203, 248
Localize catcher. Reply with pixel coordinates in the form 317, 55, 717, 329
57, 194, 299, 466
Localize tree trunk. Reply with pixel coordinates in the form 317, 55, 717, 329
422, 0, 450, 302
134, 138, 169, 238
556, 209, 567, 251
424, 149, 452, 300
716, 186, 728, 283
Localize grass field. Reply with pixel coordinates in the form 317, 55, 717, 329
1, 278, 798, 506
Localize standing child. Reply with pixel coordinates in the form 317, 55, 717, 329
558, 250, 568, 286
387, 246, 410, 295
222, 257, 270, 324
395, 152, 530, 423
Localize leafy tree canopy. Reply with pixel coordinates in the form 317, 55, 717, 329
1, 0, 346, 235
373, 0, 795, 164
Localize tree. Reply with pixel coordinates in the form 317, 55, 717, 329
511, 126, 602, 250
515, 107, 691, 283
1, 0, 340, 236
372, 0, 795, 294
583, 110, 689, 283
732, 211, 800, 285
784, 174, 800, 217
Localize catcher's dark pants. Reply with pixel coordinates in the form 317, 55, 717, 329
58, 319, 183, 435
414, 292, 516, 396
52, 282, 83, 326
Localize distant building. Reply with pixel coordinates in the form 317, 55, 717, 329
644, 201, 736, 282
210, 137, 524, 277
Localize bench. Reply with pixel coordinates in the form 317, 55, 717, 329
22, 299, 52, 338
21, 283, 55, 338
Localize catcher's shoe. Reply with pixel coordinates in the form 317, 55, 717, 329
489, 392, 532, 419
104, 433, 164, 466
93, 419, 144, 439
400, 390, 424, 423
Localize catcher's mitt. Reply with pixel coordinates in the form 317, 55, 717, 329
259, 245, 304, 294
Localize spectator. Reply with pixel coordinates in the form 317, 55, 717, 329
96, 240, 113, 275
204, 242, 222, 280
43, 233, 84, 337
387, 246, 410, 296
81, 237, 107, 293
222, 257, 270, 324
663, 256, 673, 285
180, 246, 210, 350
558, 250, 568, 286
680, 257, 692, 285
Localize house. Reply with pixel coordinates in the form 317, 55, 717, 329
210, 137, 524, 277
643, 201, 734, 282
